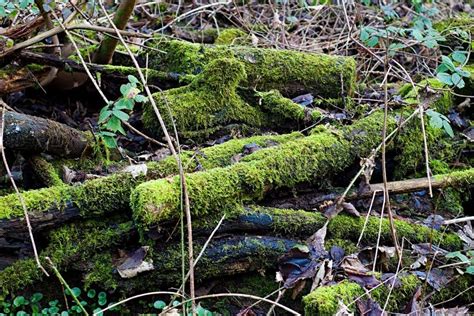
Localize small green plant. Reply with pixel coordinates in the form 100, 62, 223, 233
98, 75, 148, 148
0, 287, 119, 315
446, 250, 474, 275
153, 299, 214, 316
436, 52, 471, 89
426, 109, 454, 138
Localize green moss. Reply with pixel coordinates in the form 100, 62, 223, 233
29, 156, 63, 187
143, 58, 265, 138
328, 213, 462, 250
257, 89, 314, 124
325, 238, 358, 255
132, 111, 399, 230
303, 274, 474, 315
84, 253, 117, 290
145, 37, 356, 98
398, 79, 452, 113
303, 280, 363, 315
0, 133, 300, 220
395, 119, 458, 178
0, 220, 133, 296
215, 28, 250, 45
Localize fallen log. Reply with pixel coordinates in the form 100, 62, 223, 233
18, 51, 183, 90
144, 37, 356, 98
132, 110, 396, 230
1, 110, 89, 157
0, 205, 464, 297
0, 133, 302, 242
142, 58, 320, 139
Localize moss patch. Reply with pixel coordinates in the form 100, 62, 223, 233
145, 37, 356, 98
0, 133, 301, 220
215, 28, 250, 45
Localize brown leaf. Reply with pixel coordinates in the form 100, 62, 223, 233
342, 202, 360, 217
356, 298, 385, 316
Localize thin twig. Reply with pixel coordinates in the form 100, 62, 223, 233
381, 61, 400, 257
45, 257, 89, 315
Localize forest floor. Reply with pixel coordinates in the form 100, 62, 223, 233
0, 0, 473, 315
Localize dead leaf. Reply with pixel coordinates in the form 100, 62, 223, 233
116, 246, 154, 278
356, 298, 385, 316
342, 202, 360, 217
122, 164, 148, 178
335, 300, 354, 316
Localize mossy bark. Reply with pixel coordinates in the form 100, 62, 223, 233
144, 37, 356, 98
0, 204, 463, 298
0, 133, 302, 234
142, 58, 319, 139
303, 274, 474, 315
3, 111, 89, 157
132, 110, 395, 230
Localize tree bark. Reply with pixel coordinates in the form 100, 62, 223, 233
2, 111, 89, 157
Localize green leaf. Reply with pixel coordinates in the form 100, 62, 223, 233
16, 311, 27, 316
442, 120, 454, 138
100, 131, 116, 137
102, 135, 117, 148
120, 83, 132, 97
436, 72, 453, 85
412, 29, 423, 41
456, 78, 465, 89
32, 304, 40, 313
360, 28, 369, 42
114, 98, 134, 110
49, 300, 58, 307
127, 75, 139, 84
451, 73, 462, 86
87, 289, 96, 298
441, 55, 455, 71
98, 109, 112, 124
31, 293, 43, 303
98, 297, 107, 306
367, 36, 379, 47
429, 115, 443, 129
106, 116, 122, 132
423, 39, 437, 49
70, 287, 81, 297
153, 300, 166, 310
435, 63, 448, 73
172, 300, 180, 307
93, 308, 104, 316
456, 68, 471, 78
61, 312, 69, 316
452, 51, 467, 64
116, 123, 126, 136
48, 307, 59, 314
134, 94, 148, 103
13, 296, 25, 307
112, 110, 129, 121
466, 266, 474, 275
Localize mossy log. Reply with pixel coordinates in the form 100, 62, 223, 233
132, 110, 396, 230
144, 37, 356, 98
303, 274, 474, 315
0, 204, 464, 297
18, 51, 182, 91
0, 133, 302, 243
142, 58, 321, 138
2, 111, 89, 157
